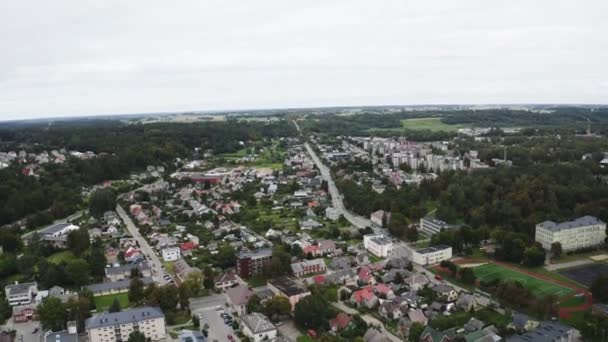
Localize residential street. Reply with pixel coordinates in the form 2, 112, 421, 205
116, 204, 167, 285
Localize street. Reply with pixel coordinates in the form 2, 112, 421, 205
116, 204, 167, 285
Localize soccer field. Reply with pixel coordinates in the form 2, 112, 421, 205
473, 264, 573, 298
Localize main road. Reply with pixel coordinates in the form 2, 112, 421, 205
116, 204, 167, 285
303, 141, 413, 259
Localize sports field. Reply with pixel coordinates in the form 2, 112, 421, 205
473, 263, 573, 298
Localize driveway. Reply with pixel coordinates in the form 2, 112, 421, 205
116, 204, 167, 285
2, 320, 41, 342
277, 321, 300, 341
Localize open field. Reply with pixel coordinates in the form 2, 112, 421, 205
473, 263, 573, 298
400, 117, 466, 132
47, 251, 76, 264
94, 293, 131, 312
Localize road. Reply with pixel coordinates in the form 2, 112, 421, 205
116, 204, 167, 285
304, 141, 413, 259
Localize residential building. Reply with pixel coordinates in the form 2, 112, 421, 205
173, 259, 202, 286
241, 313, 277, 342
84, 277, 154, 296
303, 240, 336, 257
431, 284, 459, 302
104, 263, 152, 282
225, 285, 254, 315
43, 322, 78, 342
5, 282, 37, 306
363, 234, 393, 258
325, 207, 341, 221
267, 277, 311, 310
215, 271, 239, 291
23, 223, 80, 248
291, 258, 326, 277
419, 217, 459, 236
330, 313, 353, 332
535, 216, 607, 252
420, 326, 456, 342
370, 210, 390, 227
236, 249, 272, 278
161, 247, 181, 261
85, 307, 166, 342
412, 245, 452, 266
508, 322, 574, 342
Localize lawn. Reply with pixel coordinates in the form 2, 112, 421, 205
559, 295, 586, 308
400, 117, 466, 132
94, 293, 131, 312
473, 264, 573, 298
47, 251, 76, 264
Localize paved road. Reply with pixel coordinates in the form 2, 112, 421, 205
116, 204, 167, 285
545, 259, 594, 271
333, 302, 403, 342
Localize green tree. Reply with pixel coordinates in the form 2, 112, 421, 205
127, 331, 146, 342
294, 294, 332, 331
38, 297, 67, 331
263, 296, 291, 321
590, 275, 608, 303
67, 229, 90, 257
128, 277, 145, 305
66, 259, 91, 286
522, 245, 545, 267
409, 322, 425, 342
178, 284, 193, 310
246, 294, 263, 314
550, 242, 563, 259
459, 267, 477, 285
109, 298, 122, 313
89, 188, 117, 218
66, 297, 92, 332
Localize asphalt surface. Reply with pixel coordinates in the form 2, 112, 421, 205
116, 204, 167, 285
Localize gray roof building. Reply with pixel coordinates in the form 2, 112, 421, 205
84, 277, 153, 295
241, 313, 276, 334
507, 322, 574, 342
85, 306, 164, 330
537, 215, 604, 232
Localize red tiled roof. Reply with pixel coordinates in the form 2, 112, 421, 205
180, 242, 198, 251
353, 286, 376, 304
313, 275, 326, 284
330, 312, 352, 330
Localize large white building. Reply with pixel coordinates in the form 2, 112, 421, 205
363, 234, 393, 258
412, 245, 452, 266
419, 217, 459, 236
535, 216, 607, 252
161, 247, 181, 261
4, 282, 37, 306
85, 307, 166, 342
240, 313, 277, 342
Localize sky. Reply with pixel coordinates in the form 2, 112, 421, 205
1, 1, 607, 121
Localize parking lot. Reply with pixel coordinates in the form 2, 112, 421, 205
197, 308, 239, 342
2, 320, 41, 342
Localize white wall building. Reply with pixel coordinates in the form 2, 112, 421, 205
419, 217, 459, 236
325, 207, 341, 221
240, 313, 277, 342
363, 234, 393, 258
4, 282, 37, 306
412, 245, 452, 266
85, 307, 166, 342
535, 216, 606, 252
161, 247, 181, 261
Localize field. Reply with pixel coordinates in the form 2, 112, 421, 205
559, 264, 608, 287
400, 117, 466, 132
216, 140, 285, 170
473, 264, 573, 298
94, 293, 131, 311
47, 251, 76, 264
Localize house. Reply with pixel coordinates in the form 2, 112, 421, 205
464, 318, 485, 332
23, 223, 80, 248
352, 287, 379, 308
123, 247, 144, 264
104, 263, 152, 282
404, 274, 429, 291
508, 312, 539, 333
12, 304, 36, 323
508, 322, 574, 342
419, 217, 460, 237
161, 247, 181, 261
241, 313, 277, 342
303, 240, 336, 257
431, 284, 459, 302
291, 258, 326, 277
412, 245, 453, 266
325, 207, 341, 221
173, 259, 202, 286
86, 307, 166, 342
465, 325, 502, 342
84, 278, 154, 296
420, 326, 456, 342
5, 282, 37, 306
379, 299, 407, 320
386, 256, 411, 270
358, 266, 376, 285
225, 285, 254, 315
178, 330, 206, 342
236, 249, 272, 278
325, 268, 358, 286
363, 234, 393, 258
330, 312, 353, 332
370, 210, 390, 227
456, 293, 480, 312
267, 277, 311, 311
215, 271, 239, 291
363, 327, 391, 342
408, 308, 428, 326
43, 321, 79, 342
328, 256, 352, 271
356, 252, 371, 266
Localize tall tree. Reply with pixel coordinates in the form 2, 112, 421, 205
89, 188, 117, 218
38, 297, 67, 331
128, 277, 145, 305
590, 275, 608, 303
550, 242, 563, 259
127, 331, 147, 342
65, 259, 91, 286
109, 298, 122, 313
294, 294, 333, 331
67, 229, 90, 257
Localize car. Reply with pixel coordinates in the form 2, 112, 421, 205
215, 305, 223, 311
227, 335, 234, 341
435, 274, 443, 281
32, 328, 39, 334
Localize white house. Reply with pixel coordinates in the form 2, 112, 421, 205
535, 216, 606, 252
241, 313, 277, 342
5, 282, 38, 306
325, 207, 341, 221
412, 245, 452, 266
363, 234, 393, 258
161, 247, 181, 261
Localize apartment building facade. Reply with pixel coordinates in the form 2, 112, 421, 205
236, 249, 272, 278
85, 307, 166, 342
535, 216, 606, 252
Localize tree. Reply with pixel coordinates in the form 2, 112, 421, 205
263, 296, 291, 321
388, 213, 408, 240
66, 259, 91, 286
409, 322, 425, 342
202, 267, 214, 291
590, 275, 608, 303
67, 297, 92, 331
38, 297, 67, 331
127, 331, 146, 342
129, 277, 145, 305
459, 267, 476, 285
109, 298, 122, 313
88, 242, 106, 280
522, 245, 546, 267
67, 229, 90, 257
294, 294, 332, 331
246, 294, 263, 314
89, 188, 117, 218
178, 284, 193, 310
550, 242, 563, 259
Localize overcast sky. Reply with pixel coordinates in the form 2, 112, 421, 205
1, 1, 607, 120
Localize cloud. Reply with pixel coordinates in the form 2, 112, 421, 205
0, 0, 607, 120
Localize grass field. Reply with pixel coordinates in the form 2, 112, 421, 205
400, 117, 466, 132
94, 293, 131, 312
47, 251, 76, 264
473, 264, 573, 298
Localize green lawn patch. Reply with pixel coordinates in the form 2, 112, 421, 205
47, 251, 76, 264
559, 295, 585, 308
400, 117, 466, 132
473, 264, 573, 298
248, 275, 269, 287
94, 293, 131, 312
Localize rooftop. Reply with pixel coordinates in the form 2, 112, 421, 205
85, 306, 164, 330
416, 245, 451, 255
268, 277, 309, 297
537, 215, 605, 232
5, 282, 37, 295
237, 248, 272, 260
508, 322, 573, 342
84, 277, 153, 294
241, 313, 276, 334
